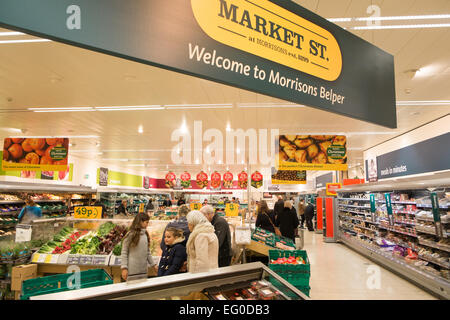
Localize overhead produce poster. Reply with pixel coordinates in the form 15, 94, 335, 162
180, 171, 191, 188
210, 171, 221, 189
223, 171, 233, 189
271, 168, 307, 184
277, 135, 347, 171
165, 172, 176, 189
238, 171, 248, 189
2, 137, 69, 171
196, 171, 208, 189
251, 171, 263, 189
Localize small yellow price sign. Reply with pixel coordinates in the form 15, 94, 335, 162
139, 203, 145, 213
190, 203, 202, 211
74, 206, 102, 219
225, 203, 239, 216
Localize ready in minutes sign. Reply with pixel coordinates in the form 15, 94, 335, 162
0, 0, 396, 128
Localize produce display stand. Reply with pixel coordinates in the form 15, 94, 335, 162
246, 240, 272, 256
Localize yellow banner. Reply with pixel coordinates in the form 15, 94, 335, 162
277, 135, 348, 171
225, 203, 240, 216
191, 0, 342, 81
190, 203, 203, 211
139, 203, 145, 213
74, 206, 102, 219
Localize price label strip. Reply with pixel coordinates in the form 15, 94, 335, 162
74, 206, 102, 219
92, 255, 109, 265
79, 255, 94, 265
31, 253, 40, 263
37, 254, 47, 263
67, 255, 80, 265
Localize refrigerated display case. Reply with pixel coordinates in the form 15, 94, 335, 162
336, 172, 450, 299
29, 262, 310, 300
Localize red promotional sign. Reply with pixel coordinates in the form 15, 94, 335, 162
210, 171, 221, 189
251, 171, 263, 188
326, 183, 342, 196
223, 171, 233, 189
143, 176, 150, 189
165, 172, 176, 188
238, 171, 248, 189
196, 171, 208, 189
180, 171, 191, 188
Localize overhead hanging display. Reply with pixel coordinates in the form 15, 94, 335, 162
251, 171, 263, 188
0, 0, 396, 128
180, 171, 191, 189
165, 172, 176, 189
196, 171, 208, 189
2, 138, 69, 171
277, 135, 347, 171
210, 171, 221, 189
271, 168, 306, 185
238, 171, 248, 189
223, 171, 234, 189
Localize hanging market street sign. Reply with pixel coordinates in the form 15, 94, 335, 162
0, 0, 396, 128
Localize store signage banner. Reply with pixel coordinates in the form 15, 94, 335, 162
251, 171, 263, 188
225, 203, 239, 217
430, 192, 443, 238
384, 193, 394, 226
180, 172, 191, 189
237, 171, 248, 189
210, 171, 222, 189
271, 168, 306, 185
0, 0, 396, 128
98, 167, 108, 186
342, 178, 364, 186
196, 171, 208, 189
165, 172, 176, 189
2, 138, 69, 171
326, 183, 341, 196
97, 169, 143, 188
74, 206, 102, 219
315, 172, 333, 188
278, 135, 347, 171
190, 202, 202, 211
367, 156, 378, 182
372, 133, 450, 180
223, 171, 233, 189
143, 176, 150, 189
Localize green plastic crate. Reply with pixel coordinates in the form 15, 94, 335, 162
21, 268, 112, 300
268, 250, 310, 288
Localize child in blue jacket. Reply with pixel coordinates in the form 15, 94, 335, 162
158, 227, 187, 276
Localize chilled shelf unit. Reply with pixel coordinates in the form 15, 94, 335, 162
336, 174, 450, 299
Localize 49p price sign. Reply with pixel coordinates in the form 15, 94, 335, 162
226, 203, 239, 217
74, 206, 102, 219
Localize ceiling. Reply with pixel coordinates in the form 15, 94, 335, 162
0, 0, 449, 178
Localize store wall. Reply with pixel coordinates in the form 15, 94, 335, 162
363, 115, 450, 179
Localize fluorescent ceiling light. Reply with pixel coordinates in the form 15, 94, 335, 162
0, 127, 23, 133
165, 104, 233, 109
0, 32, 25, 36
138, 125, 144, 134
353, 23, 450, 30
28, 107, 95, 112
328, 14, 450, 23
397, 100, 450, 106
96, 105, 163, 111
0, 39, 51, 44
327, 18, 352, 23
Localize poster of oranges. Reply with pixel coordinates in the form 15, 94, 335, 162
277, 135, 347, 171
2, 137, 69, 171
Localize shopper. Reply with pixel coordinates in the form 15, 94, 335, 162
177, 197, 186, 206
304, 201, 315, 231
157, 227, 187, 276
117, 199, 128, 216
186, 210, 219, 273
224, 197, 230, 204
275, 200, 299, 242
298, 199, 306, 229
202, 199, 208, 206
255, 200, 277, 234
163, 196, 172, 207
121, 213, 156, 281
18, 198, 42, 224
273, 195, 284, 219
146, 198, 154, 212
160, 204, 191, 252
200, 205, 232, 267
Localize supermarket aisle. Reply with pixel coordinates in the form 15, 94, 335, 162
302, 231, 437, 300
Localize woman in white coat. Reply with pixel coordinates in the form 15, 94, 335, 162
186, 210, 219, 273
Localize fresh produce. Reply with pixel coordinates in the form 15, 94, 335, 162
70, 232, 100, 255
270, 256, 305, 265
97, 225, 128, 255
97, 222, 116, 237
112, 242, 123, 256
0, 241, 31, 260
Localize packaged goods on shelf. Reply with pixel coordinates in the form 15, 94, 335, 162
251, 228, 296, 250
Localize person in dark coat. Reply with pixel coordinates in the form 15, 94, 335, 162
273, 195, 284, 219
146, 198, 154, 212
304, 202, 315, 231
275, 200, 299, 242
201, 205, 232, 267
177, 197, 186, 206
255, 200, 276, 234
161, 204, 191, 252
298, 199, 306, 229
158, 227, 187, 276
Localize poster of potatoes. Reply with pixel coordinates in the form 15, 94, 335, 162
2, 138, 70, 171
277, 135, 347, 171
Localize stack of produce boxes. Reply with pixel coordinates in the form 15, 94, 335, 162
251, 227, 296, 250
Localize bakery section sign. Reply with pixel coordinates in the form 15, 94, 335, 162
2, 138, 69, 171
277, 135, 347, 171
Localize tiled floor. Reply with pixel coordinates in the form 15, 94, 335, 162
300, 230, 437, 300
